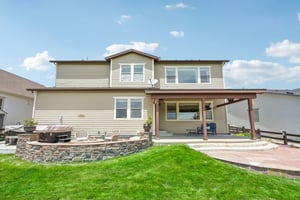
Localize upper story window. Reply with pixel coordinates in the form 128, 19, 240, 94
115, 97, 143, 119
120, 64, 144, 82
166, 67, 211, 84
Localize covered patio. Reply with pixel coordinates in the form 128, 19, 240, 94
145, 89, 266, 140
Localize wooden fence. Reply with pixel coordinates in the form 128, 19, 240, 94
228, 124, 300, 145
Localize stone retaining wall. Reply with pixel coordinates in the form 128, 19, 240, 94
15, 133, 39, 157
16, 134, 152, 163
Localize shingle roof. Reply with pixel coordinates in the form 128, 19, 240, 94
0, 69, 45, 98
105, 49, 160, 61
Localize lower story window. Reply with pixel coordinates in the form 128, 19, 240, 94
205, 103, 213, 120
179, 103, 199, 120
166, 101, 213, 121
115, 98, 143, 119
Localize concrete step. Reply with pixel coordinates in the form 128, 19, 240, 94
0, 142, 16, 154
159, 130, 173, 137
188, 140, 278, 151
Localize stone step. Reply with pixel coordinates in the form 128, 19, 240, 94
188, 141, 278, 151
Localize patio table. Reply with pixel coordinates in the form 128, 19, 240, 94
186, 129, 197, 136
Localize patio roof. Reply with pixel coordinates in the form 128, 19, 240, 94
145, 88, 266, 99
145, 88, 266, 141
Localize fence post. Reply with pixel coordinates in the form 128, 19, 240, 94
242, 126, 245, 133
228, 124, 231, 135
282, 131, 288, 145
256, 129, 261, 139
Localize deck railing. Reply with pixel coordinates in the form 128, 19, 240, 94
228, 124, 300, 145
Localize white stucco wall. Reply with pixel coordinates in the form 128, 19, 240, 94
227, 93, 300, 134
0, 92, 34, 126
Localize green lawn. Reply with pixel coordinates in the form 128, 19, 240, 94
0, 145, 299, 200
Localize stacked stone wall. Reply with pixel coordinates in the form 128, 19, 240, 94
16, 134, 152, 163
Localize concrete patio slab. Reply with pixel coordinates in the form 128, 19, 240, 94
202, 145, 300, 178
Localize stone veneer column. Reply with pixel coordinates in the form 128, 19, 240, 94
15, 133, 39, 158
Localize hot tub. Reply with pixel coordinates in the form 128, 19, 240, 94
36, 125, 73, 143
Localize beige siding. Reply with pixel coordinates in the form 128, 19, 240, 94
159, 99, 227, 134
111, 53, 154, 88
55, 63, 109, 87
34, 91, 153, 134
155, 63, 224, 89
228, 93, 300, 133
0, 92, 33, 126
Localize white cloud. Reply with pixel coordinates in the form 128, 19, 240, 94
22, 51, 54, 71
46, 73, 55, 80
265, 39, 300, 64
117, 15, 132, 24
298, 13, 300, 22
224, 60, 300, 88
169, 31, 184, 38
165, 3, 187, 10
5, 67, 14, 72
104, 42, 159, 57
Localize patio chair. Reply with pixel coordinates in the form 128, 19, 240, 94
209, 123, 217, 135
111, 134, 119, 141
75, 130, 88, 141
197, 125, 203, 134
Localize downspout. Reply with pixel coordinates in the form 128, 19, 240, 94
109, 59, 113, 87
151, 58, 155, 136
32, 91, 37, 118
152, 58, 155, 80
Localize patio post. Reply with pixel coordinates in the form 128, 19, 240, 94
154, 98, 160, 139
247, 98, 256, 140
201, 98, 208, 140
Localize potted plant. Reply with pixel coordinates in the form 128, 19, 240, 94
143, 115, 152, 132
23, 118, 38, 132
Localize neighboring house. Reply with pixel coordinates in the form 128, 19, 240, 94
227, 89, 300, 134
0, 69, 44, 128
28, 49, 265, 139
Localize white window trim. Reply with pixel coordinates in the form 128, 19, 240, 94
165, 101, 214, 121
119, 63, 145, 82
114, 97, 144, 120
165, 66, 211, 84
205, 101, 214, 121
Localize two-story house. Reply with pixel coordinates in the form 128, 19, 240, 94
29, 49, 265, 140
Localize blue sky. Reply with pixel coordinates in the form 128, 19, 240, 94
1, 0, 300, 89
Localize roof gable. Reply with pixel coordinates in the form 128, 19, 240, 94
0, 69, 45, 98
105, 49, 160, 61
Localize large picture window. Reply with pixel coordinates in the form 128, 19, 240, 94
115, 97, 143, 119
166, 101, 213, 121
165, 67, 211, 84
179, 103, 199, 120
120, 64, 144, 82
